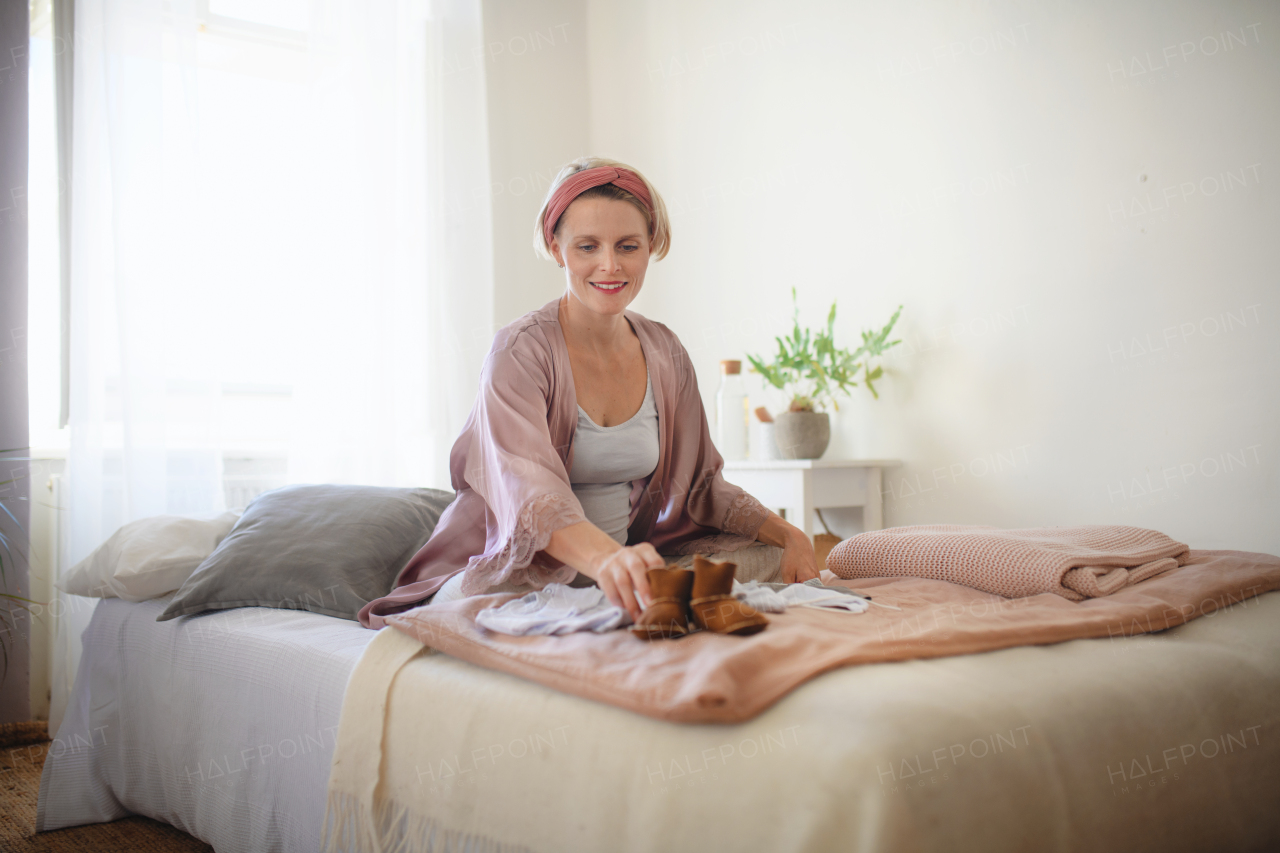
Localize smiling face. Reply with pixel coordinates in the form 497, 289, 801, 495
550, 195, 652, 317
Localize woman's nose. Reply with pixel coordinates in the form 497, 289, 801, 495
599, 248, 622, 271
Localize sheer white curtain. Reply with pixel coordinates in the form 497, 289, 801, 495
52, 0, 494, 734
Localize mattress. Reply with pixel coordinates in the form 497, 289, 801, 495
39, 589, 1280, 852
36, 594, 376, 852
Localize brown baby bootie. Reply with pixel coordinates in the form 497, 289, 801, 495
630, 566, 695, 640
688, 555, 769, 636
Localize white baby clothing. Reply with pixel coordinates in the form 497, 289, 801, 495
474, 584, 634, 636
735, 579, 870, 614
471, 579, 868, 636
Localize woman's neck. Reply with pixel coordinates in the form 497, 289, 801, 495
558, 292, 633, 356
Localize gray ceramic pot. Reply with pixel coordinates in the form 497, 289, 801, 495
773, 411, 831, 459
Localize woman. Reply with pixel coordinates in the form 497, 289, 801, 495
358, 157, 817, 630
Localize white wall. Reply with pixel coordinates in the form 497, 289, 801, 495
558, 0, 1278, 553
482, 0, 590, 329
476, 1, 1278, 554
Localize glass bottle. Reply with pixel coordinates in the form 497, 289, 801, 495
715, 360, 748, 461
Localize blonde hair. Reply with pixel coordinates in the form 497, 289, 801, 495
533, 157, 671, 262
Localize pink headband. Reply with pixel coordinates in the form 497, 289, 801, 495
542, 166, 655, 249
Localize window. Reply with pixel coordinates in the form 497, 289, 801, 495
37, 0, 453, 517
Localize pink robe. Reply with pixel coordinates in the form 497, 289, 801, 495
358, 299, 769, 629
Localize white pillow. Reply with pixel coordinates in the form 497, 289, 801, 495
58, 511, 242, 601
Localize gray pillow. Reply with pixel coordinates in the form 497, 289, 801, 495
158, 484, 454, 622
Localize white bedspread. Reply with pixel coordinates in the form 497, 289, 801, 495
37, 595, 376, 852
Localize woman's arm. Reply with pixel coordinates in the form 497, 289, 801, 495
755, 511, 820, 583
544, 512, 815, 618
544, 522, 664, 621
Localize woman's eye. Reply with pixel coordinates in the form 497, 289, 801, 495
578, 244, 595, 252
621, 244, 638, 251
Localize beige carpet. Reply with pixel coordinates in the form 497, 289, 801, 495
0, 722, 213, 853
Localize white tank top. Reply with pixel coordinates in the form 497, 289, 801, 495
568, 370, 660, 545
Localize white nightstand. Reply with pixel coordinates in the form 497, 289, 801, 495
721, 459, 902, 537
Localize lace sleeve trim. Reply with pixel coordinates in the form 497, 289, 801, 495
459, 492, 583, 595
722, 490, 769, 538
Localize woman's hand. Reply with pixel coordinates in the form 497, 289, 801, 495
544, 521, 664, 621
585, 543, 664, 621
778, 529, 820, 583
756, 512, 820, 583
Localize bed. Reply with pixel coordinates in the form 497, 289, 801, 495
36, 594, 371, 852
37, 577, 1280, 852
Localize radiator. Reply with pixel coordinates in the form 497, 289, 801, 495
222, 455, 288, 510
28, 468, 65, 722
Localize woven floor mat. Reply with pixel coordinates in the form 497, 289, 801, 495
0, 723, 212, 853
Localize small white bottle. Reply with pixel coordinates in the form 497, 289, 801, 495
715, 360, 748, 461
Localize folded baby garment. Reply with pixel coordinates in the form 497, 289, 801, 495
732, 581, 787, 613
474, 579, 868, 636
779, 581, 870, 612
736, 579, 870, 614
474, 584, 633, 636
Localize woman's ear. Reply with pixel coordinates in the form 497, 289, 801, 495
550, 239, 565, 268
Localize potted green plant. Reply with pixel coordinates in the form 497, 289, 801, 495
746, 288, 902, 459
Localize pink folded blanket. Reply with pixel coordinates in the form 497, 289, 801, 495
826, 524, 1190, 600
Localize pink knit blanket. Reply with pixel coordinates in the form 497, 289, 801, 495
826, 525, 1190, 600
